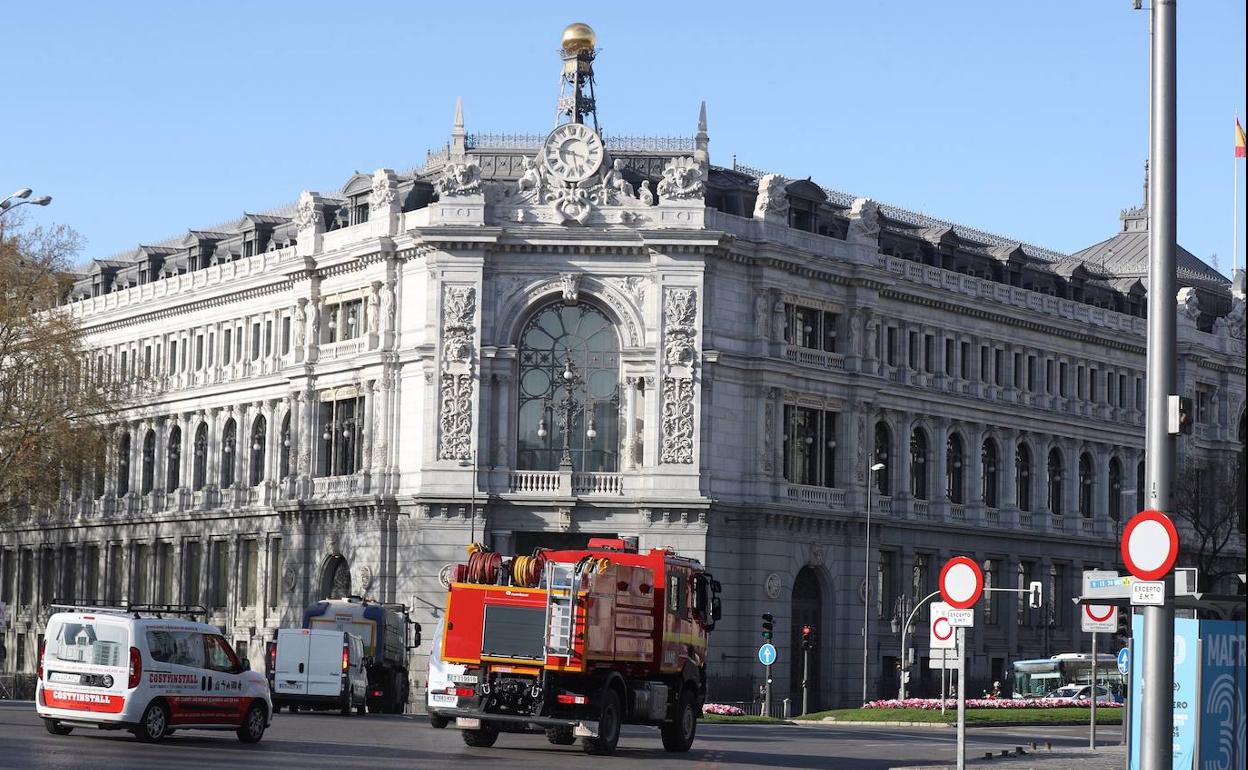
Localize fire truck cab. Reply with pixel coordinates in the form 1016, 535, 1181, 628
436, 538, 720, 755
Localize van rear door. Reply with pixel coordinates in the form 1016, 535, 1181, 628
307, 631, 344, 697
273, 629, 311, 697
40, 615, 131, 715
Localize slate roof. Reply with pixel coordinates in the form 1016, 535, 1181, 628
1064, 220, 1228, 289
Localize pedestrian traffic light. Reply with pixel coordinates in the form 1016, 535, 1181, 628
761, 612, 774, 640
801, 624, 814, 650
1028, 581, 1043, 609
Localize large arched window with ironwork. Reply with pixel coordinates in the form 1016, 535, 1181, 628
221, 418, 237, 487
249, 415, 267, 486
1016, 443, 1032, 511
517, 302, 620, 472
910, 428, 928, 500
116, 432, 131, 496
946, 433, 965, 504
279, 412, 291, 479
982, 438, 999, 508
193, 423, 208, 490
1078, 452, 1094, 518
1047, 448, 1064, 515
873, 421, 892, 496
166, 426, 181, 491
141, 429, 156, 495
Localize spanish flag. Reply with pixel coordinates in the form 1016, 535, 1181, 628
1237, 118, 1247, 158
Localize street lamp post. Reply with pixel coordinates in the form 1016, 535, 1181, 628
862, 461, 886, 706
0, 187, 52, 218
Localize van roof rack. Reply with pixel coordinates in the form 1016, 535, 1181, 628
50, 600, 210, 621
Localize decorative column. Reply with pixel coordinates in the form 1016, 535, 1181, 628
1093, 445, 1111, 533
659, 288, 699, 466
206, 408, 220, 490
373, 373, 391, 479
437, 285, 478, 462
361, 380, 376, 477
931, 421, 949, 517
623, 376, 640, 471
895, 413, 912, 505
1001, 430, 1019, 515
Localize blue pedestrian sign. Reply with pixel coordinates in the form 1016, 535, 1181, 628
1116, 647, 1130, 675
758, 643, 777, 666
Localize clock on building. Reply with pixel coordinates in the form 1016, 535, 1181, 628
543, 122, 604, 183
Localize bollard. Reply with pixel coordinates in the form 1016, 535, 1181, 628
782, 698, 790, 719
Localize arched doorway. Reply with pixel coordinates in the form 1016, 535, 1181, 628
320, 555, 351, 599
790, 567, 824, 712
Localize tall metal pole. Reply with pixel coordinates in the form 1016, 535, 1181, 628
1142, 3, 1177, 770
862, 469, 875, 705
1090, 632, 1098, 750
802, 646, 810, 715
955, 626, 966, 770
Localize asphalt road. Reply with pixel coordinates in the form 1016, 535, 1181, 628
0, 702, 1122, 770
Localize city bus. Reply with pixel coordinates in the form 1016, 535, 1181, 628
1010, 653, 1125, 699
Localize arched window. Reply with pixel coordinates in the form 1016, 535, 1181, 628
279, 412, 291, 479
221, 418, 237, 487
192, 423, 208, 491
116, 432, 131, 496
1047, 448, 1064, 515
166, 426, 181, 491
1016, 443, 1032, 511
141, 429, 156, 495
1108, 457, 1123, 522
910, 428, 928, 500
517, 302, 620, 472
1078, 453, 1094, 518
946, 433, 965, 504
321, 555, 351, 600
249, 415, 267, 486
873, 421, 892, 496
982, 438, 999, 508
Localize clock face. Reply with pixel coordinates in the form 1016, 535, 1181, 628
543, 123, 604, 183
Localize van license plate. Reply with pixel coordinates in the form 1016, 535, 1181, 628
48, 672, 81, 684
430, 694, 457, 706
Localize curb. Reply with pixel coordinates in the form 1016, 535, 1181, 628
809, 719, 1121, 729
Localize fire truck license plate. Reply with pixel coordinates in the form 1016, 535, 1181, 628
457, 718, 481, 729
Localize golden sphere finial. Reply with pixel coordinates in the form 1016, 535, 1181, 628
561, 22, 596, 53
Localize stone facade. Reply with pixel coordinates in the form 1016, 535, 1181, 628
3, 75, 1244, 712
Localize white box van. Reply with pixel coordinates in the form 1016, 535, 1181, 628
425, 616, 465, 728
36, 605, 271, 743
268, 628, 368, 715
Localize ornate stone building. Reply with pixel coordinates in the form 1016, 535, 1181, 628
2, 24, 1243, 708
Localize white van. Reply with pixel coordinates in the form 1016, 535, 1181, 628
268, 628, 368, 715
36, 606, 271, 743
425, 616, 465, 728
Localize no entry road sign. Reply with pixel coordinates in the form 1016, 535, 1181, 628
1121, 509, 1179, 582
929, 602, 957, 650
939, 557, 984, 609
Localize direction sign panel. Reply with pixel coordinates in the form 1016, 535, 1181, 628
1116, 647, 1130, 676
1082, 570, 1135, 600
1130, 580, 1165, 606
758, 643, 777, 666
948, 609, 974, 627
927, 649, 958, 670
1080, 602, 1117, 633
1121, 509, 1179, 582
939, 557, 984, 609
929, 602, 956, 650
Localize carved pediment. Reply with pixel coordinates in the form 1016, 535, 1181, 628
784, 178, 827, 204
340, 171, 372, 197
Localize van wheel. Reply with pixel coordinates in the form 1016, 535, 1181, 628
236, 702, 267, 743
545, 726, 576, 745
134, 701, 170, 743
355, 699, 367, 716
583, 689, 622, 755
341, 693, 353, 716
660, 687, 698, 752
430, 714, 450, 729
461, 725, 499, 747
44, 719, 73, 736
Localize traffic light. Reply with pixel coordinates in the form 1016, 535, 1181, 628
1116, 607, 1131, 640
761, 612, 774, 640
1168, 394, 1193, 435
1028, 580, 1043, 609
801, 624, 814, 650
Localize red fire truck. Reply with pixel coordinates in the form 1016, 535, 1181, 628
435, 538, 721, 755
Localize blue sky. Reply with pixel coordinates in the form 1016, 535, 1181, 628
3, 1, 1245, 274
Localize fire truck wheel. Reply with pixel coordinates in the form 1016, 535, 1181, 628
583, 689, 622, 755
545, 726, 576, 745
660, 687, 697, 753
43, 719, 72, 736
461, 725, 500, 747
429, 714, 450, 729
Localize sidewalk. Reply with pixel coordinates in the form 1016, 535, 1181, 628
906, 744, 1125, 770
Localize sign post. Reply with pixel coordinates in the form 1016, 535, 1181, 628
758, 642, 777, 717
1080, 570, 1119, 754
1121, 509, 1180, 770
938, 557, 984, 770
1090, 631, 1098, 750
930, 602, 957, 717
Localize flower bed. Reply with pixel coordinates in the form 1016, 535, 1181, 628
703, 703, 747, 716
863, 697, 1122, 710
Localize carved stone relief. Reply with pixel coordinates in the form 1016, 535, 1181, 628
438, 285, 477, 461
754, 174, 789, 221
660, 288, 698, 464
656, 157, 705, 201
436, 162, 483, 198
294, 191, 322, 230
369, 168, 397, 212
846, 197, 881, 246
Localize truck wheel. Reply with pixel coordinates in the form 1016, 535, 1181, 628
545, 726, 576, 745
341, 693, 353, 716
133, 700, 170, 743
430, 714, 450, 729
44, 719, 73, 736
272, 704, 282, 714
583, 689, 622, 755
660, 687, 698, 753
461, 725, 499, 747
